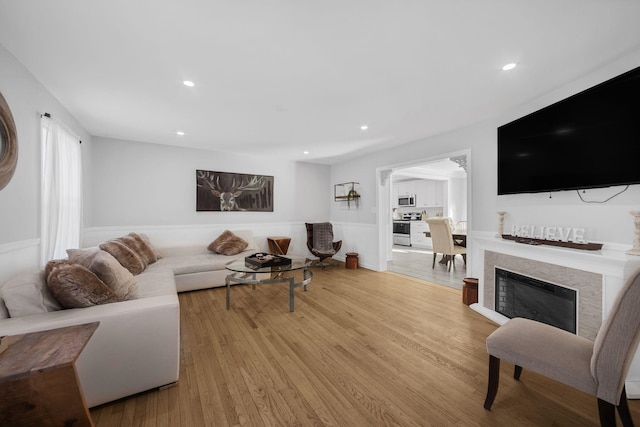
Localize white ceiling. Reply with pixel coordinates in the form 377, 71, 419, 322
393, 158, 466, 181
1, 1, 640, 164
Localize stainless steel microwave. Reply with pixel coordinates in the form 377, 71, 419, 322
398, 194, 416, 207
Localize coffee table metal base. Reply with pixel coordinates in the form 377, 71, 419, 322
226, 269, 313, 312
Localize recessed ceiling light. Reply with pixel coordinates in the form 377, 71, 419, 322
183, 80, 195, 87
303, 151, 309, 155
360, 125, 369, 131
502, 63, 517, 71
176, 131, 185, 136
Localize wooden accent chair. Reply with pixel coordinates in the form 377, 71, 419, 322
483, 267, 640, 427
425, 217, 466, 272
305, 222, 342, 270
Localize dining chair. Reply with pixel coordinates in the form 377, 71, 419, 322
425, 217, 466, 272
483, 267, 640, 427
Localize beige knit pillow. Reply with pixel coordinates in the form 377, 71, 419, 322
207, 230, 248, 255
99, 240, 145, 275
46, 263, 123, 309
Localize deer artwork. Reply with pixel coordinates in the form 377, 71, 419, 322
197, 171, 267, 211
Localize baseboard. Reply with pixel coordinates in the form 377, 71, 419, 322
626, 381, 640, 399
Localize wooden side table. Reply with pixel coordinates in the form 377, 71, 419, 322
462, 278, 478, 305
0, 322, 99, 427
267, 236, 291, 255
346, 252, 359, 269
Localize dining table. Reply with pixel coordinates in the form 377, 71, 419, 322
423, 230, 467, 247
424, 229, 467, 264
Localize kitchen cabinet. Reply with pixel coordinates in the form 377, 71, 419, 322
410, 221, 432, 249
391, 184, 399, 208
396, 181, 416, 196
415, 180, 445, 207
393, 179, 446, 209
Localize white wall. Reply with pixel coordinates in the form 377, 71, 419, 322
0, 44, 92, 284
89, 137, 330, 227
448, 177, 467, 224
331, 48, 640, 273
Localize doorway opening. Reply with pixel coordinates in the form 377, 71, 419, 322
381, 153, 469, 289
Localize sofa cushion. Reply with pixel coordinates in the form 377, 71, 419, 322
1, 270, 62, 317
134, 267, 177, 298
67, 248, 137, 300
208, 230, 248, 255
47, 263, 123, 308
100, 240, 146, 275
148, 251, 251, 275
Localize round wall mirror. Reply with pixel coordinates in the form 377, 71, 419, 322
0, 91, 18, 190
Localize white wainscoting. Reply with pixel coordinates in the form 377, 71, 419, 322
331, 222, 378, 271
83, 222, 379, 271
0, 239, 41, 285
85, 223, 303, 254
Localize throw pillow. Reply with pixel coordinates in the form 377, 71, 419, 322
120, 233, 158, 265
207, 230, 248, 255
231, 230, 260, 252
46, 263, 122, 309
138, 233, 162, 260
1, 270, 62, 317
67, 248, 137, 300
125, 233, 158, 264
45, 258, 73, 277
99, 240, 146, 275
114, 236, 147, 269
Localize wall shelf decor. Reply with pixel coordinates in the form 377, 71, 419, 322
334, 182, 360, 208
501, 234, 603, 251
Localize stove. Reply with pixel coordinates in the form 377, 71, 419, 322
393, 212, 423, 246
393, 221, 411, 246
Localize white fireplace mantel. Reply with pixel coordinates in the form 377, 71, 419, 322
469, 232, 640, 398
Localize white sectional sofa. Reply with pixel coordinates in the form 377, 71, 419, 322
0, 229, 260, 407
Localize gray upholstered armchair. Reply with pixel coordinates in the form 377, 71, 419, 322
305, 222, 342, 270
483, 267, 640, 427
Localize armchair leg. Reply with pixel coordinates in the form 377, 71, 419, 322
617, 386, 634, 427
432, 253, 437, 269
484, 355, 500, 410
514, 365, 522, 380
598, 399, 617, 427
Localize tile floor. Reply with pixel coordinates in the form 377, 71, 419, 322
387, 245, 467, 290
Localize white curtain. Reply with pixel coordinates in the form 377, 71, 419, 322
40, 116, 82, 265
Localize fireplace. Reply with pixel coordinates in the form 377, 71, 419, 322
495, 268, 577, 334
481, 250, 602, 340
470, 237, 640, 398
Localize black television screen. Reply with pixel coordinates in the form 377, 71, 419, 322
497, 65, 640, 195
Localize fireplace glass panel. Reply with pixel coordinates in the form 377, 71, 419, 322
495, 268, 577, 334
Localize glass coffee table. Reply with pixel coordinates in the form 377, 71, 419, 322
225, 256, 313, 312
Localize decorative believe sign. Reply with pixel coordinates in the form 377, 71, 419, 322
511, 225, 586, 244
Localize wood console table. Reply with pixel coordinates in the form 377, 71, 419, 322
0, 322, 99, 427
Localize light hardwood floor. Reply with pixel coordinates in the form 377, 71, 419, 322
388, 245, 467, 289
90, 266, 640, 426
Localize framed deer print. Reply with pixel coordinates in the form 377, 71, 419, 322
196, 170, 274, 212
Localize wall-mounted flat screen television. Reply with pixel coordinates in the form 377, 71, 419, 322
497, 65, 640, 195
